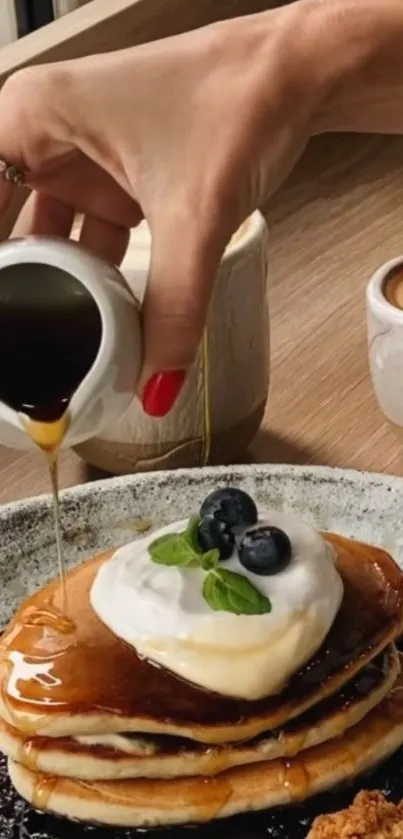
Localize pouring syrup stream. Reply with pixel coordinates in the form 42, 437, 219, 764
23, 414, 71, 608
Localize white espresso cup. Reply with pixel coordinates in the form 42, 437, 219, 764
76, 211, 269, 473
0, 237, 142, 449
367, 256, 403, 426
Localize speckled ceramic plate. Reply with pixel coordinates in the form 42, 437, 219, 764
0, 463, 402, 839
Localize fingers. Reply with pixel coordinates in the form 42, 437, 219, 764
31, 152, 143, 231
80, 216, 130, 266
11, 192, 74, 238
0, 180, 17, 225
11, 191, 130, 267
0, 73, 31, 221
139, 213, 226, 417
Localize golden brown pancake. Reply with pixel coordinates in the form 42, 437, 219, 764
8, 669, 403, 828
0, 646, 398, 780
0, 533, 402, 745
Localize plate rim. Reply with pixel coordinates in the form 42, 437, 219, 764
0, 462, 400, 519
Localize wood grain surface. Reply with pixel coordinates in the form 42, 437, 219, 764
254, 132, 403, 477
0, 131, 402, 503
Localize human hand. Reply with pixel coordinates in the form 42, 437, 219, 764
0, 2, 334, 415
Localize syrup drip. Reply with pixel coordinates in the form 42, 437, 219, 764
201, 328, 211, 466
31, 774, 57, 812
283, 731, 308, 759
23, 415, 71, 610
20, 739, 40, 773
48, 452, 66, 609
283, 759, 310, 802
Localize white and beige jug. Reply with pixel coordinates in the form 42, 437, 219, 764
76, 211, 269, 473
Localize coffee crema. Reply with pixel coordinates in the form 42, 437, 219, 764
383, 267, 403, 310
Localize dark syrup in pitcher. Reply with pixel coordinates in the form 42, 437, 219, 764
0, 262, 102, 601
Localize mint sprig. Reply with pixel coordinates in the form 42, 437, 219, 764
148, 517, 208, 568
203, 568, 271, 615
148, 518, 271, 616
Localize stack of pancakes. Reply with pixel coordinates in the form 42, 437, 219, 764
0, 531, 402, 829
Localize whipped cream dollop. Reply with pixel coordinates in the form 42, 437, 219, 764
90, 511, 343, 700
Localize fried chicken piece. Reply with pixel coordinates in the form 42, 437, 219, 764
307, 791, 403, 839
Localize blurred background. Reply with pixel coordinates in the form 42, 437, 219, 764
0, 0, 92, 46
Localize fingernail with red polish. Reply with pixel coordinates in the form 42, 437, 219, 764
142, 370, 186, 417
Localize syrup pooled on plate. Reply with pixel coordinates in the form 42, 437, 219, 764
0, 263, 102, 603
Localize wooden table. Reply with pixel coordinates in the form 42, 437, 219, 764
1, 131, 403, 503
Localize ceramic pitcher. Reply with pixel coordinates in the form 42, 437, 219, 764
76, 212, 269, 472
0, 236, 142, 449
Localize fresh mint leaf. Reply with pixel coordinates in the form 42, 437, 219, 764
148, 530, 199, 568
148, 517, 207, 568
184, 516, 203, 553
200, 549, 219, 571
202, 567, 271, 615
202, 572, 227, 611
149, 518, 271, 617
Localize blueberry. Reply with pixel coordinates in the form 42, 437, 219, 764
239, 526, 292, 575
197, 515, 235, 560
200, 488, 258, 529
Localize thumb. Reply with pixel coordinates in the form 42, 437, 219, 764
138, 213, 227, 418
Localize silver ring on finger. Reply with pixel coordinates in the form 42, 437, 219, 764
0, 158, 27, 187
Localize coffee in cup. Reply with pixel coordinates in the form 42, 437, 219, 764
367, 257, 403, 427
